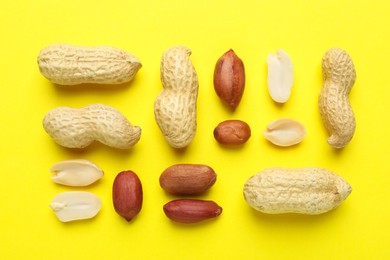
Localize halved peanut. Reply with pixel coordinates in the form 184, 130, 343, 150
267, 50, 294, 103
263, 118, 306, 147
49, 191, 102, 222
50, 159, 104, 187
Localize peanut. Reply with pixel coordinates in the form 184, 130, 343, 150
263, 118, 306, 147
42, 104, 141, 149
213, 119, 251, 145
112, 171, 143, 221
214, 49, 245, 110
163, 199, 223, 224
243, 167, 352, 215
154, 46, 199, 149
51, 159, 104, 187
267, 50, 294, 103
50, 191, 102, 222
319, 47, 356, 148
159, 164, 217, 195
37, 43, 142, 85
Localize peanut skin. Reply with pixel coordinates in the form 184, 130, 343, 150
163, 199, 223, 224
214, 49, 245, 110
213, 120, 251, 145
243, 167, 352, 215
319, 47, 356, 148
42, 104, 141, 149
154, 46, 199, 149
37, 43, 142, 85
159, 164, 217, 195
112, 171, 143, 222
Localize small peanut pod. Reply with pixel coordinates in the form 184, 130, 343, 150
159, 164, 217, 195
43, 104, 141, 149
319, 47, 356, 148
243, 167, 352, 215
163, 199, 223, 224
154, 46, 199, 149
38, 43, 142, 85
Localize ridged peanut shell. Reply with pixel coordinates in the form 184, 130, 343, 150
154, 46, 199, 148
319, 47, 356, 148
38, 43, 142, 85
43, 104, 141, 149
243, 167, 352, 214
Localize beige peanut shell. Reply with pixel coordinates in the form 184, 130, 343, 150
319, 47, 356, 148
243, 167, 352, 215
154, 46, 199, 149
43, 104, 141, 149
38, 43, 142, 85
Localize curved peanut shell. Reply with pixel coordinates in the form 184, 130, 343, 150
319, 48, 356, 148
243, 167, 352, 215
43, 104, 141, 149
154, 46, 199, 149
38, 43, 142, 85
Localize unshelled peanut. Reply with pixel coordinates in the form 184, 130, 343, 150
43, 104, 141, 149
319, 47, 356, 148
243, 167, 352, 214
154, 46, 199, 148
38, 43, 142, 85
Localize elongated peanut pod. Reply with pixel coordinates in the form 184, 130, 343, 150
319, 48, 356, 148
154, 46, 199, 149
38, 43, 142, 85
43, 104, 141, 149
243, 167, 352, 215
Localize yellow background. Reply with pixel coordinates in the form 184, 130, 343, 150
1, 0, 389, 259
